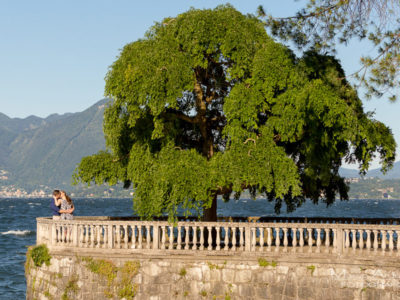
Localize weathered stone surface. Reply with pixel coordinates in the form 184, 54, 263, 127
26, 252, 400, 300
222, 268, 235, 283
235, 269, 252, 283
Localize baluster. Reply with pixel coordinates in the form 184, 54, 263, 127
299, 228, 305, 252
316, 228, 321, 253
373, 230, 378, 251
239, 227, 244, 251
231, 227, 237, 251
103, 225, 110, 248
86, 224, 93, 248
324, 228, 330, 253
396, 230, 400, 254
344, 229, 350, 250
92, 224, 96, 248
366, 230, 371, 250
292, 228, 297, 252
267, 228, 272, 252
84, 224, 90, 248
95, 225, 100, 248
275, 228, 280, 252
207, 226, 212, 251
79, 224, 84, 247
389, 230, 394, 253
83, 224, 88, 246
381, 230, 386, 252
358, 230, 364, 250
307, 228, 313, 252
169, 226, 174, 250
185, 226, 190, 250
65, 224, 70, 244
224, 227, 229, 251
259, 228, 264, 252
161, 226, 166, 250
251, 228, 256, 251
146, 225, 151, 249
59, 223, 63, 245
62, 223, 66, 244
351, 229, 357, 251
66, 224, 70, 244
192, 226, 197, 250
199, 226, 204, 250
216, 227, 221, 251
70, 224, 74, 244
84, 225, 89, 247
51, 223, 57, 246
56, 223, 60, 245
138, 225, 143, 249
116, 225, 121, 249
130, 225, 136, 249
177, 226, 182, 250
124, 225, 128, 249
332, 228, 337, 253
91, 224, 95, 247
101, 225, 106, 248
104, 225, 108, 248
283, 228, 288, 252
61, 224, 65, 244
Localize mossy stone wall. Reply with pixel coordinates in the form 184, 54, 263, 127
26, 250, 400, 299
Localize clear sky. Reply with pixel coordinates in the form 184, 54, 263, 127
0, 0, 398, 168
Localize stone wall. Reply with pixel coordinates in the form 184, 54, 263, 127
26, 249, 400, 300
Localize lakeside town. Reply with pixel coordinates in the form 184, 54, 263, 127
1, 175, 399, 199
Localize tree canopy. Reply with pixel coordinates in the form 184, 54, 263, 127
258, 0, 400, 101
74, 5, 396, 221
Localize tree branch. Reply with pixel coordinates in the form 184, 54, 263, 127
165, 109, 198, 124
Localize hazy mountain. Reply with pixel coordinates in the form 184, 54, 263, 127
0, 99, 109, 190
339, 161, 400, 179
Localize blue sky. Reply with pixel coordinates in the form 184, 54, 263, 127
0, 0, 398, 169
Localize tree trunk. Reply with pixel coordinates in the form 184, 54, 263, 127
203, 194, 217, 221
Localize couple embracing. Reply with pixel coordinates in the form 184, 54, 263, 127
50, 189, 74, 220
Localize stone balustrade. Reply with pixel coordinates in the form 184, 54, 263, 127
36, 217, 400, 256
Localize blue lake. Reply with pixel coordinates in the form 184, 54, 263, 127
0, 197, 399, 299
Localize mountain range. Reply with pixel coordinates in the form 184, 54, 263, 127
0, 99, 107, 192
0, 99, 399, 195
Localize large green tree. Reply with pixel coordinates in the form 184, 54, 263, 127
74, 5, 395, 221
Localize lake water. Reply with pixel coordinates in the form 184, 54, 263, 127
1, 197, 399, 299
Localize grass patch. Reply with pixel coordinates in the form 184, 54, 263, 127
61, 276, 79, 300
80, 257, 140, 299
179, 268, 187, 277
258, 258, 277, 267
27, 245, 52, 267
307, 265, 316, 275
207, 262, 225, 270
117, 261, 140, 300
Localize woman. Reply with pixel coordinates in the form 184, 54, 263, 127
59, 190, 74, 220
54, 190, 74, 242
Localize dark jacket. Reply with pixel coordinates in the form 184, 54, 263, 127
50, 199, 60, 216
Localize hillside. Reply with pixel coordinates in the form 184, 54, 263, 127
339, 161, 400, 179
0, 99, 111, 195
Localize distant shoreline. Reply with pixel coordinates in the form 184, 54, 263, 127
1, 196, 400, 201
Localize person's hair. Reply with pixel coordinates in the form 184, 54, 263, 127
52, 189, 61, 196
61, 190, 73, 205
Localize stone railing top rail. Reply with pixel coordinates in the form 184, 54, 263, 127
37, 217, 400, 231
38, 216, 400, 223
